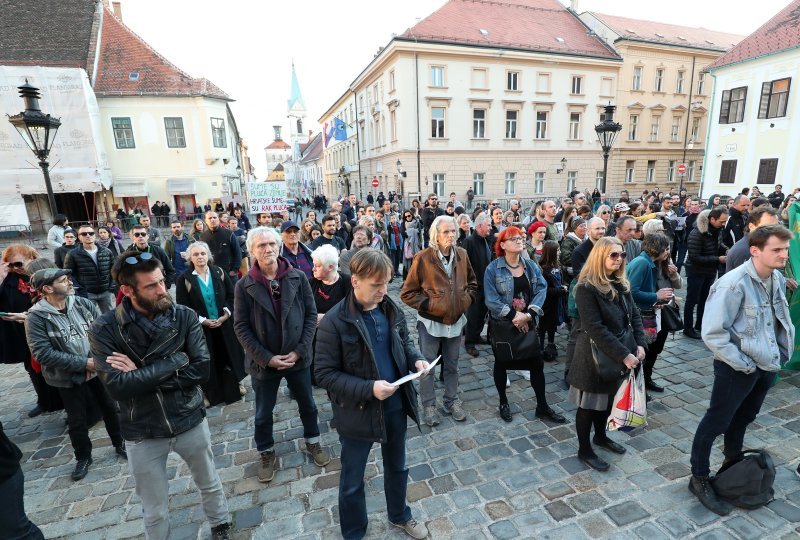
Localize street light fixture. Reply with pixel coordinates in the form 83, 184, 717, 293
594, 103, 622, 193
7, 80, 62, 216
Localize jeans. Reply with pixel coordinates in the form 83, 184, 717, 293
127, 419, 228, 540
464, 290, 487, 345
0, 468, 44, 540
88, 291, 115, 314
252, 367, 320, 452
339, 409, 411, 539
673, 238, 688, 271
684, 273, 715, 331
58, 377, 123, 460
690, 360, 775, 477
417, 322, 462, 409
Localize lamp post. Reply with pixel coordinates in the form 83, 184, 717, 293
7, 80, 62, 216
594, 104, 622, 194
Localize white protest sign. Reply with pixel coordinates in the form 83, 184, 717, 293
248, 181, 286, 213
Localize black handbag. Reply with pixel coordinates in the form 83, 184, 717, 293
491, 318, 542, 365
589, 295, 636, 382
660, 299, 684, 332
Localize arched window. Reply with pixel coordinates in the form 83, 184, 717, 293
296, 118, 303, 134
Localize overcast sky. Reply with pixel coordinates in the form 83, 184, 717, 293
121, 0, 790, 177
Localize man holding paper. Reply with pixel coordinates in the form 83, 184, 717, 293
315, 249, 430, 540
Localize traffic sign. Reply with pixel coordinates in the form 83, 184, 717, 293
372, 177, 379, 188
677, 163, 687, 175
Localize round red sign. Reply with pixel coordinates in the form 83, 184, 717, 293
372, 177, 379, 188
677, 163, 687, 174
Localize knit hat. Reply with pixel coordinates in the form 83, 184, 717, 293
527, 221, 547, 236
570, 217, 586, 231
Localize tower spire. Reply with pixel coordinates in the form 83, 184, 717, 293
288, 63, 306, 111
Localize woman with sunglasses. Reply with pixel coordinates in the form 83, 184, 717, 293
568, 237, 646, 471
0, 245, 63, 417
594, 205, 612, 231
484, 227, 567, 425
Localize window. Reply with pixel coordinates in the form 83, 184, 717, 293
690, 117, 700, 141
505, 172, 516, 195
505, 110, 518, 139
667, 160, 676, 182
473, 173, 485, 196
390, 110, 397, 141
534, 172, 545, 194
567, 171, 577, 193
431, 66, 444, 87
625, 160, 635, 183
571, 76, 583, 94
111, 117, 135, 149
595, 171, 604, 190
507, 71, 519, 91
687, 160, 697, 182
758, 78, 791, 119
655, 69, 664, 92
628, 114, 639, 141
164, 117, 186, 148
719, 160, 737, 183
569, 112, 581, 140
646, 160, 656, 183
697, 72, 706, 95
433, 174, 445, 196
389, 70, 395, 91
473, 109, 486, 138
632, 66, 643, 90
431, 107, 445, 138
676, 71, 686, 93
600, 77, 613, 96
211, 118, 226, 148
650, 116, 660, 142
671, 117, 681, 142
535, 111, 548, 139
757, 158, 779, 184
537, 72, 551, 93
471, 68, 487, 88
719, 86, 747, 124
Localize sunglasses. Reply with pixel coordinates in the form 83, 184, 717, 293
7, 261, 25, 269
608, 251, 627, 260
601, 211, 610, 215
124, 252, 154, 265
269, 280, 281, 300
133, 232, 148, 238
79, 231, 95, 236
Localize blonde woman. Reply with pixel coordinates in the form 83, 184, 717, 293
568, 237, 646, 471
594, 204, 612, 230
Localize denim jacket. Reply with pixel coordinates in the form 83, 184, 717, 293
702, 259, 794, 373
484, 257, 547, 320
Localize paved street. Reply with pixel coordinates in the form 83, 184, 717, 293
4, 280, 800, 539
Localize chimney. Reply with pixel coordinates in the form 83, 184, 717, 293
570, 0, 581, 13
112, 1, 123, 20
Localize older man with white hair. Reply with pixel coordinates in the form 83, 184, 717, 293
401, 216, 477, 426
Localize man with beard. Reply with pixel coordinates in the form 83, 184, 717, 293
89, 252, 231, 539
420, 193, 444, 247
201, 212, 242, 283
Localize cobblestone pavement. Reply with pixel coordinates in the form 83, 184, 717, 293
4, 280, 800, 539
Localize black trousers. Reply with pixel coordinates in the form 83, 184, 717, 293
58, 377, 123, 461
465, 290, 487, 345
0, 468, 44, 540
684, 273, 715, 331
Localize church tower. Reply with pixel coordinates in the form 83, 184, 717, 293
287, 62, 308, 160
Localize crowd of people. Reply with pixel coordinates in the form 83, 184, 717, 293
0, 183, 797, 539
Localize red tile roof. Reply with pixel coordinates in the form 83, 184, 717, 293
94, 8, 231, 100
706, 0, 800, 71
589, 13, 744, 52
265, 139, 290, 150
399, 0, 619, 60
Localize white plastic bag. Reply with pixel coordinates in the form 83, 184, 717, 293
607, 368, 648, 432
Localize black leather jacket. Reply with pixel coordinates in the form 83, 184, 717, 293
89, 304, 210, 440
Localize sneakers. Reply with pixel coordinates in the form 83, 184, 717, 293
258, 451, 277, 483
71, 457, 92, 481
445, 400, 467, 422
423, 406, 440, 427
306, 442, 331, 467
211, 522, 231, 540
689, 475, 732, 516
498, 403, 512, 423
392, 518, 429, 540
239, 384, 247, 396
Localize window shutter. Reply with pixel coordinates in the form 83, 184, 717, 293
719, 90, 731, 123
767, 159, 778, 183
757, 160, 767, 184
758, 82, 771, 119
720, 160, 737, 183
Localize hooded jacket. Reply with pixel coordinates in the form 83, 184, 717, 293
25, 296, 100, 388
686, 210, 726, 276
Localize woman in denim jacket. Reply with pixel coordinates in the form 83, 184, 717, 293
484, 227, 566, 425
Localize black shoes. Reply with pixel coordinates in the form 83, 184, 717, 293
211, 522, 232, 540
543, 343, 558, 362
645, 380, 664, 393
689, 476, 732, 516
499, 403, 512, 423
579, 453, 610, 471
535, 406, 567, 424
71, 457, 92, 481
465, 346, 479, 357
683, 328, 702, 340
114, 443, 128, 460
593, 437, 626, 455
27, 405, 44, 418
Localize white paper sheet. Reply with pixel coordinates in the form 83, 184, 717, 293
390, 355, 441, 387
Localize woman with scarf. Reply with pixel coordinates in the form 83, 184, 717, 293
400, 210, 422, 280
386, 213, 404, 278
97, 226, 124, 259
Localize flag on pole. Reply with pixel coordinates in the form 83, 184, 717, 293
785, 201, 800, 370
334, 118, 347, 141
323, 122, 332, 146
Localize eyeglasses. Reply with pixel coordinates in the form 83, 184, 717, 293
505, 237, 525, 243
269, 280, 281, 300
7, 261, 25, 269
132, 232, 148, 238
79, 231, 95, 236
608, 251, 627, 260
601, 211, 610, 215
124, 251, 154, 265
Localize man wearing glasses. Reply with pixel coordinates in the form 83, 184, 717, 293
420, 193, 444, 247
63, 225, 116, 313
127, 225, 176, 289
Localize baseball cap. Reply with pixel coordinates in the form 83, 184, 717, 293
30, 268, 71, 290
280, 220, 300, 233
614, 202, 630, 212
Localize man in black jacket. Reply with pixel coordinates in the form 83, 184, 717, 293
684, 208, 728, 339
420, 193, 444, 246
89, 252, 231, 540
316, 249, 430, 540
722, 194, 750, 249
768, 185, 785, 209
461, 214, 494, 356
127, 225, 176, 289
202, 211, 242, 282
64, 224, 116, 313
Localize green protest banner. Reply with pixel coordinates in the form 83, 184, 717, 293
784, 201, 800, 370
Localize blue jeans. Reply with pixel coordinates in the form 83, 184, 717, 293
339, 409, 411, 539
0, 468, 44, 540
252, 367, 320, 452
417, 322, 462, 409
690, 360, 775, 477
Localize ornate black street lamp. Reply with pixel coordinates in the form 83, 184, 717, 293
7, 80, 61, 216
594, 104, 622, 194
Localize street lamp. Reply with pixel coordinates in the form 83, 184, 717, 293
594, 104, 622, 194
7, 80, 61, 216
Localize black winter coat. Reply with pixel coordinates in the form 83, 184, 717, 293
64, 246, 115, 294
461, 232, 494, 290
686, 214, 725, 276
723, 207, 746, 249
201, 227, 242, 273
568, 282, 646, 395
315, 293, 421, 442
54, 243, 78, 269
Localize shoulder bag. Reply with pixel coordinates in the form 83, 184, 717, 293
491, 318, 542, 365
589, 293, 636, 382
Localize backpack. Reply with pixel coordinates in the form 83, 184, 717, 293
711, 449, 775, 509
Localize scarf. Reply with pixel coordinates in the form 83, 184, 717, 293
121, 296, 175, 334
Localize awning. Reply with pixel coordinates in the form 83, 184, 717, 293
167, 178, 196, 195
112, 178, 148, 197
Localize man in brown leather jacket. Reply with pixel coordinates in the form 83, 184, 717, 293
401, 215, 477, 427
